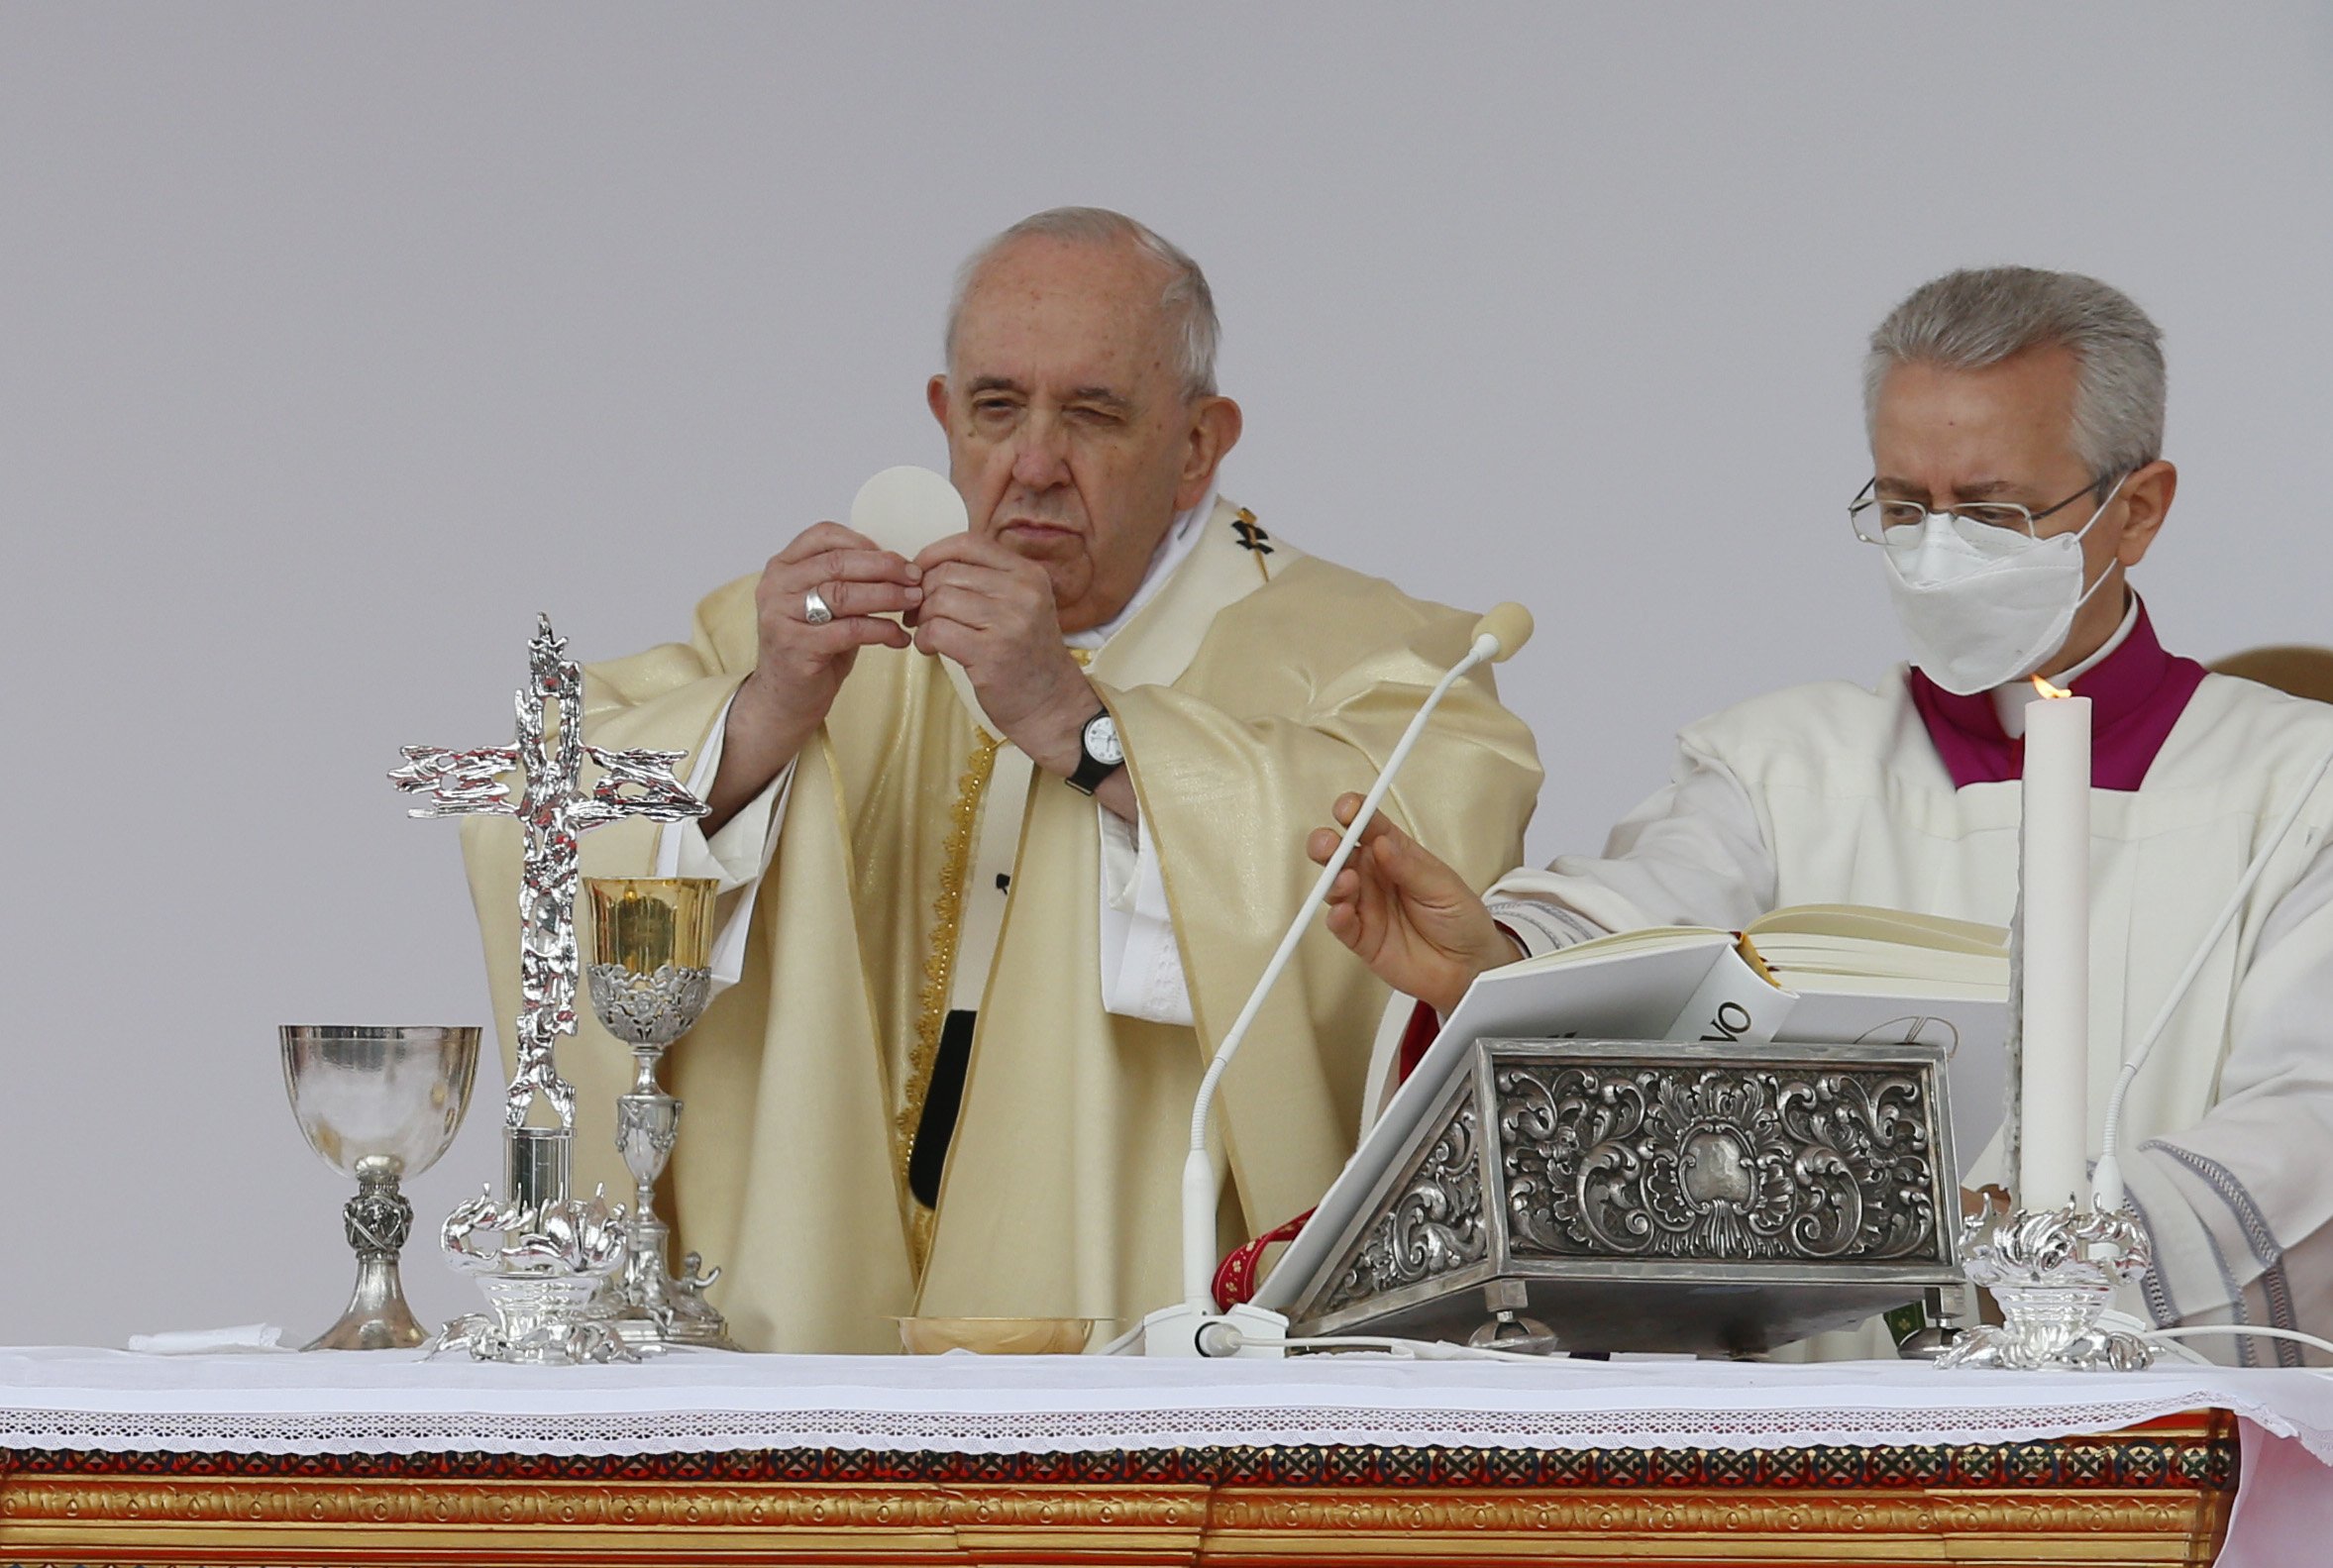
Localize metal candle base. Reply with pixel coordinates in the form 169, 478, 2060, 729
1936, 1202, 2161, 1372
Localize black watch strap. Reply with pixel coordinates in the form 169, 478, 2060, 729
1066, 707, 1123, 795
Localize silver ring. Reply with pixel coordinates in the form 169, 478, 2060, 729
802, 588, 834, 626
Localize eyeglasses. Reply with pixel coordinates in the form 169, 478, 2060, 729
1848, 475, 2119, 546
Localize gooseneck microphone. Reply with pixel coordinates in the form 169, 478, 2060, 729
1135, 604, 1535, 1355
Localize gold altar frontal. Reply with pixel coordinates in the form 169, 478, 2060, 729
1, 1411, 2231, 1566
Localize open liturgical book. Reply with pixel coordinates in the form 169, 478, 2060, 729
1255, 905, 2010, 1318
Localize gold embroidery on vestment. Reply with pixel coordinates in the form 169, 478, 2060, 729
907, 1202, 935, 1275
898, 728, 1002, 1272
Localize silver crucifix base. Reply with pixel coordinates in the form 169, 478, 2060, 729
1936, 1201, 2162, 1372
431, 1128, 643, 1365
435, 1150, 638, 1366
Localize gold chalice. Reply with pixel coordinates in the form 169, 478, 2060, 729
583, 877, 731, 1348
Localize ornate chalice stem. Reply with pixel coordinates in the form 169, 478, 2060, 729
616, 1045, 684, 1308
314, 1163, 423, 1350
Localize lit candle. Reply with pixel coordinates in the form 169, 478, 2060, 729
2019, 677, 2092, 1212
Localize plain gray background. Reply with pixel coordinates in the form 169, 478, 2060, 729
4, 3, 2329, 1348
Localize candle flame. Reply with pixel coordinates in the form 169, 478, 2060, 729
2032, 676, 2073, 700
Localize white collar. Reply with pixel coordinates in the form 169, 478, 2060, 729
1991, 592, 2140, 738
1063, 483, 1219, 651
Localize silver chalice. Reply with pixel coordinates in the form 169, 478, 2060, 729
280, 1024, 480, 1350
584, 877, 733, 1348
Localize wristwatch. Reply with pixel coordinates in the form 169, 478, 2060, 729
1066, 707, 1125, 795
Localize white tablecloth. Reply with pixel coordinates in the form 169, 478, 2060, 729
3, 1345, 2330, 1462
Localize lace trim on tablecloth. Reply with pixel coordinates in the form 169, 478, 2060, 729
4, 1394, 2312, 1459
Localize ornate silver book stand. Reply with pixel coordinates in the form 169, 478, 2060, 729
1284, 1037, 1962, 1356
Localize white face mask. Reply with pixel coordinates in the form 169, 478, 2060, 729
1880, 475, 2126, 696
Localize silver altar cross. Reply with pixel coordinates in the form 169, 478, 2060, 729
391, 615, 707, 1143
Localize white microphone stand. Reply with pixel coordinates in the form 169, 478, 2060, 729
1132, 604, 1535, 1357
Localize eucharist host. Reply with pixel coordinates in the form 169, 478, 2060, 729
1311, 266, 2333, 1362
457, 207, 1543, 1352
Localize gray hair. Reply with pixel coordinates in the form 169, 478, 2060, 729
1863, 266, 2166, 482
944, 206, 1220, 398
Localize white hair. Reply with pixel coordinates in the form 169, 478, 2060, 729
943, 207, 1220, 398
1863, 265, 2166, 482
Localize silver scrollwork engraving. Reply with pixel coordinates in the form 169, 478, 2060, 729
1497, 1064, 1941, 1264
1323, 1099, 1488, 1313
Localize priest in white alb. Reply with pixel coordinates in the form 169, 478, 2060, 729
1304, 267, 2333, 1363
457, 207, 1543, 1351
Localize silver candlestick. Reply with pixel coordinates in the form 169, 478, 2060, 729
280, 1025, 479, 1350
585, 876, 734, 1349
1936, 1197, 2161, 1371
391, 614, 708, 1365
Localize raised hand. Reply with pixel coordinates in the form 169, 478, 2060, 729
909, 531, 1098, 770
705, 522, 922, 830
1308, 792, 1519, 1015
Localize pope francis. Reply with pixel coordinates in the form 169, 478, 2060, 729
1311, 266, 2333, 1365
458, 207, 1543, 1352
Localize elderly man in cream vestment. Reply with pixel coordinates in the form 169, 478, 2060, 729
1313, 267, 2333, 1364
459, 208, 1542, 1352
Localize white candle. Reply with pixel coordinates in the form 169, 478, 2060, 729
2019, 680, 2092, 1211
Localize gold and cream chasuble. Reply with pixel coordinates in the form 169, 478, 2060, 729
460, 500, 1542, 1351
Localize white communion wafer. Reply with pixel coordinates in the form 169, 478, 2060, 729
848, 465, 968, 558
845, 465, 993, 733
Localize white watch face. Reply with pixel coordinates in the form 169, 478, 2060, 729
1083, 713, 1124, 767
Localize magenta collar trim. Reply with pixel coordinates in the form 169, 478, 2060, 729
1906, 600, 2208, 791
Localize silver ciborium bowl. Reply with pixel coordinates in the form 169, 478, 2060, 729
281, 1024, 479, 1350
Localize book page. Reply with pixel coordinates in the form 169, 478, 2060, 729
1749, 938, 2005, 990
1746, 903, 2008, 956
